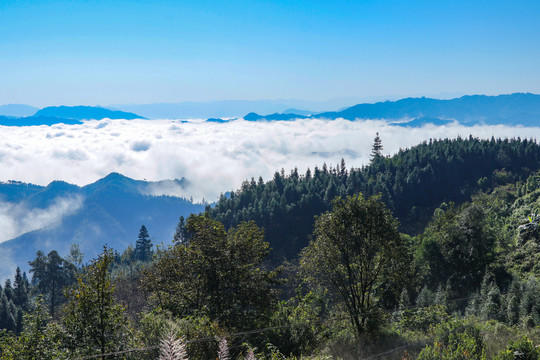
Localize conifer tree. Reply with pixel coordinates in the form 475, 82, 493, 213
135, 225, 153, 262
173, 216, 189, 245
371, 132, 383, 159
29, 250, 75, 317
3, 279, 13, 302
13, 267, 29, 311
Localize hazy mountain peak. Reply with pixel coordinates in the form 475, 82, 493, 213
0, 172, 204, 280
0, 104, 39, 117
34, 106, 146, 120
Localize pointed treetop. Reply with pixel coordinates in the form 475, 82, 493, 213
371, 132, 383, 159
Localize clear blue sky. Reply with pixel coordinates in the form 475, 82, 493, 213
1, 0, 539, 107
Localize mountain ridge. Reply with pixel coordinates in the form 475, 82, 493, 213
34, 105, 146, 120
0, 172, 203, 280
241, 93, 540, 126
0, 104, 39, 117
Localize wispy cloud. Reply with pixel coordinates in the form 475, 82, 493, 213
0, 195, 83, 243
1, 119, 539, 202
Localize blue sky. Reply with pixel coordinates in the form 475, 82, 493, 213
1, 0, 539, 107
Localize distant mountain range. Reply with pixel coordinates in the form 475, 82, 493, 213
0, 104, 39, 117
110, 98, 360, 119
243, 112, 308, 121
2, 93, 540, 126
34, 106, 145, 120
0, 106, 146, 126
0, 173, 205, 279
0, 116, 82, 126
242, 93, 540, 127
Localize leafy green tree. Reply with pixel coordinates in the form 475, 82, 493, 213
300, 194, 410, 336
63, 247, 133, 358
29, 250, 75, 318
143, 216, 278, 331
417, 203, 497, 297
135, 225, 153, 262
265, 292, 325, 357
0, 298, 68, 360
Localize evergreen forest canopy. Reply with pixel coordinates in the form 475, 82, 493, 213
5, 136, 540, 359
207, 136, 540, 259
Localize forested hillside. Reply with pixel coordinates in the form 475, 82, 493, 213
5, 137, 540, 359
0, 173, 204, 280
207, 136, 540, 259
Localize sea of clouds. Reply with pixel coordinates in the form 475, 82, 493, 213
2, 118, 540, 204
0, 117, 539, 279
0, 117, 540, 269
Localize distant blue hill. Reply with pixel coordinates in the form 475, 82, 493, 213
0, 104, 145, 126
244, 112, 309, 121
0, 115, 82, 126
282, 108, 313, 116
0, 173, 205, 279
0, 104, 39, 117
34, 106, 146, 120
391, 117, 456, 127
112, 98, 361, 119
312, 93, 540, 126
206, 118, 231, 123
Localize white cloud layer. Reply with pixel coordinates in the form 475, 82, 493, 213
1, 119, 540, 202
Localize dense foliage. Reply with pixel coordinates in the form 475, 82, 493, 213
4, 137, 540, 359
301, 194, 410, 335
0, 267, 29, 333
142, 216, 279, 331
207, 137, 540, 259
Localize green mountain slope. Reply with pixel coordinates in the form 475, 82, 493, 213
207, 137, 540, 259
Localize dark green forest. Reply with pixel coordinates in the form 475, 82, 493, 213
4, 137, 540, 359
208, 136, 540, 258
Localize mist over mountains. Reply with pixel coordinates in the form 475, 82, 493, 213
1, 92, 540, 280
0, 173, 205, 280
2, 93, 540, 126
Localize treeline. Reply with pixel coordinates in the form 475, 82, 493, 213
207, 136, 540, 258
3, 137, 540, 359
0, 268, 29, 333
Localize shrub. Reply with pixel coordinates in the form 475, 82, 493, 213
496, 336, 539, 360
417, 320, 486, 360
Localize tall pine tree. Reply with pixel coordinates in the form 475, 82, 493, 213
173, 216, 189, 245
13, 267, 29, 311
29, 250, 76, 317
135, 225, 153, 262
370, 132, 383, 159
